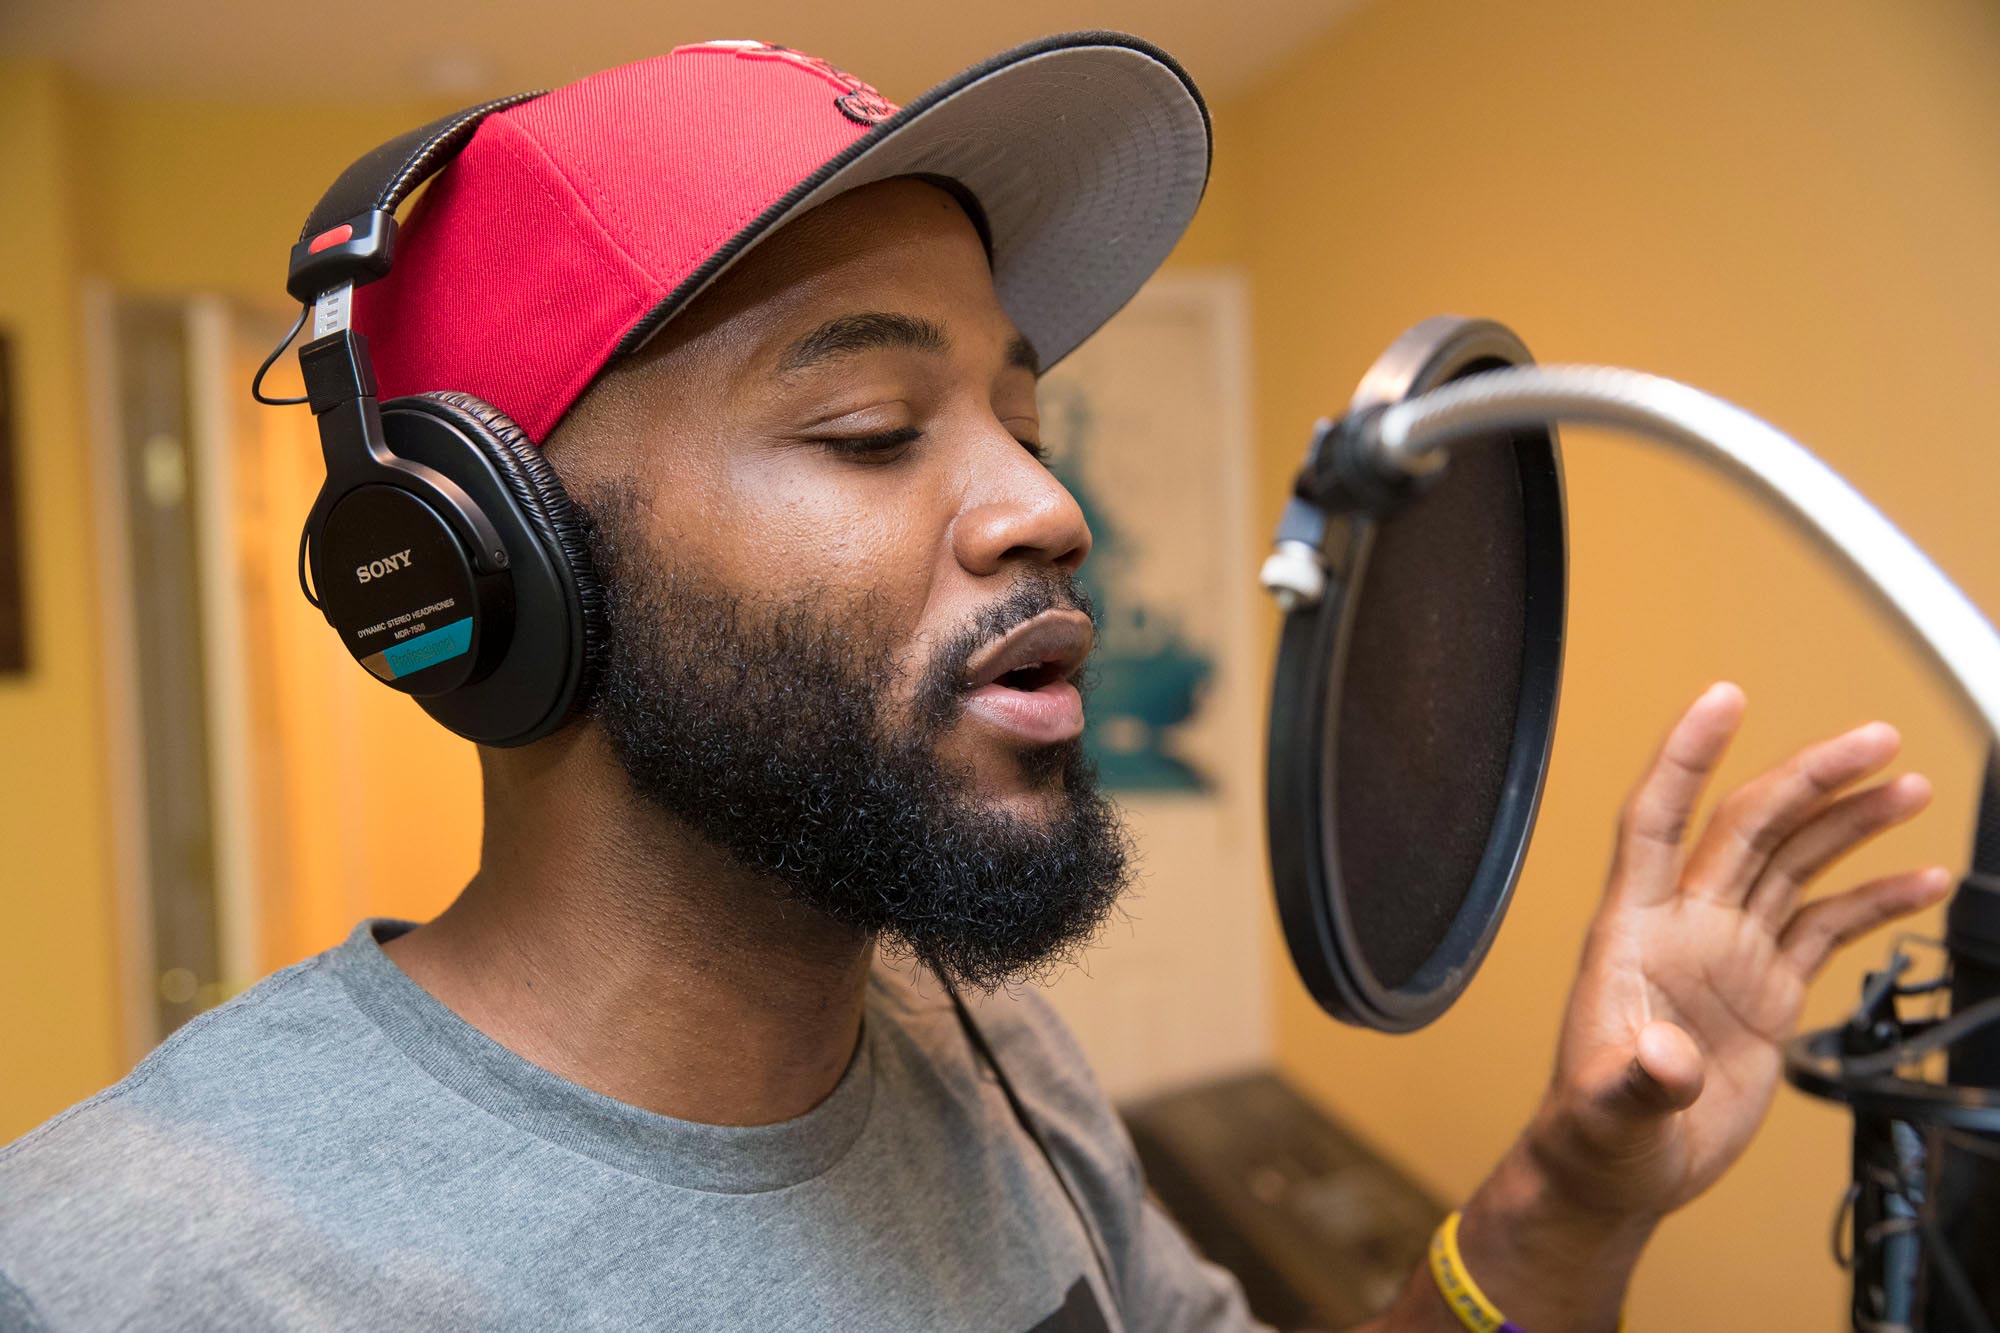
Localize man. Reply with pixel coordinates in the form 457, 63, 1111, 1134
0, 33, 1948, 1333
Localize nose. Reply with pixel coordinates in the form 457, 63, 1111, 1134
951, 434, 1092, 577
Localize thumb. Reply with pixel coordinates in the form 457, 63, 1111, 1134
1601, 1021, 1706, 1119
1536, 1023, 1706, 1216
1569, 1021, 1706, 1145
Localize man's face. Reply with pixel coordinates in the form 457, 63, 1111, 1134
544, 178, 1131, 987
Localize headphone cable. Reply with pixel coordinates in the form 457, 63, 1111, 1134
251, 304, 311, 406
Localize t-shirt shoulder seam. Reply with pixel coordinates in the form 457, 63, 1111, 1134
0, 953, 333, 1168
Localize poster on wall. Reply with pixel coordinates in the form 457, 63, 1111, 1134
0, 333, 25, 674
1031, 273, 1268, 1100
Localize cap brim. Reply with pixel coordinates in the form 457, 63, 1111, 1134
615, 32, 1213, 371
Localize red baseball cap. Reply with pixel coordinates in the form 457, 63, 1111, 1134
350, 32, 1211, 443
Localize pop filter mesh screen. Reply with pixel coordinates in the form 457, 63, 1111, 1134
1333, 437, 1529, 990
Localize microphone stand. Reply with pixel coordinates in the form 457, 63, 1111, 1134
1259, 318, 2000, 1331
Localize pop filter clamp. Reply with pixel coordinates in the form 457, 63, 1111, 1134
1260, 314, 2000, 1330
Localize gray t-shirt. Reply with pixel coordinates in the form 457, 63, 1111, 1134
0, 920, 1260, 1332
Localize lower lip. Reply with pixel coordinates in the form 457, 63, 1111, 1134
962, 679, 1085, 746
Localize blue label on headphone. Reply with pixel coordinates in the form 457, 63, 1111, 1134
363, 616, 474, 681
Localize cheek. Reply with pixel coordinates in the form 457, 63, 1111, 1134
710, 455, 953, 651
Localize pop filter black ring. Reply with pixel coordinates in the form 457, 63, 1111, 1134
1266, 317, 1567, 1032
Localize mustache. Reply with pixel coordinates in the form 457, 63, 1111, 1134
909, 569, 1096, 735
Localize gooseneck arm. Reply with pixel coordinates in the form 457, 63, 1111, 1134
1348, 364, 2000, 742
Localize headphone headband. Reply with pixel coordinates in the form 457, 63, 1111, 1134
285, 91, 543, 305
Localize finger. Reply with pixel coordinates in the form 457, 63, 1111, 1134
1778, 867, 1953, 979
1613, 683, 1747, 906
1681, 721, 1902, 908
1744, 773, 1933, 926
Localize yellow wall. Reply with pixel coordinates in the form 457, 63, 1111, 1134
1237, 1, 2000, 1328
0, 63, 124, 1141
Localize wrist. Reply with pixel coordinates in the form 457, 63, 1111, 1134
1514, 1087, 1679, 1227
1450, 1136, 1656, 1333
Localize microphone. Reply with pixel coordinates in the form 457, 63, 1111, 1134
1947, 754, 2000, 1090
1932, 753, 2000, 1331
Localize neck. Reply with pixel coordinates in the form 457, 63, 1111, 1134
382, 725, 875, 1126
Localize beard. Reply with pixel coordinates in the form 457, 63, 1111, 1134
577, 483, 1132, 991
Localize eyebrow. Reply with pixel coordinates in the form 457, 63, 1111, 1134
775, 310, 1041, 377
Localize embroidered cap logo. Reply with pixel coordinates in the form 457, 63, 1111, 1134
734, 43, 900, 125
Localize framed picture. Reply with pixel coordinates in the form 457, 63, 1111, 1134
0, 332, 25, 674
1032, 272, 1269, 1099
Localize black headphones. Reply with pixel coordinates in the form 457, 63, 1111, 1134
258, 93, 608, 747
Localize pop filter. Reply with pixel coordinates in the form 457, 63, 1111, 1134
1263, 316, 1566, 1032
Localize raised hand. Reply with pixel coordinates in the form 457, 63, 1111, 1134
1366, 684, 1954, 1333
1524, 681, 1951, 1220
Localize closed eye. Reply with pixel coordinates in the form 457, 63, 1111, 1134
817, 426, 921, 459
816, 429, 1045, 463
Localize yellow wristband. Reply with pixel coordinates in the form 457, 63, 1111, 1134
1428, 1211, 1625, 1333
1429, 1211, 1520, 1333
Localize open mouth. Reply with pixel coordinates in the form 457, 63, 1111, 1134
960, 608, 1093, 746
991, 659, 1072, 692
963, 608, 1093, 691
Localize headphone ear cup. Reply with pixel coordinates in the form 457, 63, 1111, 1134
411, 391, 610, 719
